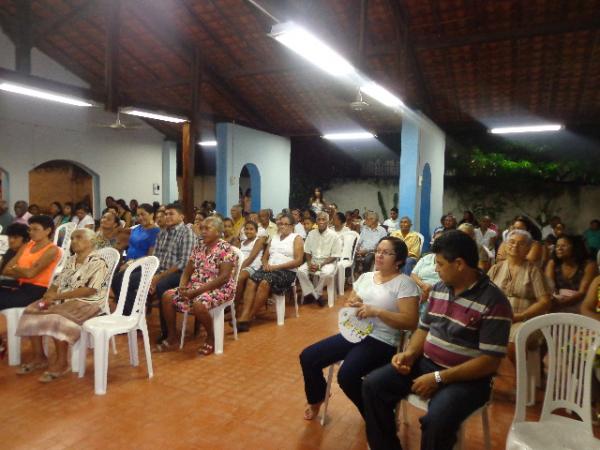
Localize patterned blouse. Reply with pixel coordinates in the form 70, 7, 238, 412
187, 239, 238, 309
55, 251, 109, 306
94, 231, 118, 249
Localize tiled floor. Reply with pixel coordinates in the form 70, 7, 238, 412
0, 296, 592, 449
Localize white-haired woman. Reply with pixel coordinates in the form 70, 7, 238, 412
159, 217, 238, 356
487, 229, 551, 360
16, 228, 109, 382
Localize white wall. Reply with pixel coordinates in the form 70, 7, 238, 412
0, 30, 167, 216
216, 123, 290, 214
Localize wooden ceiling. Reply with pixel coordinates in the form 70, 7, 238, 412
0, 0, 598, 139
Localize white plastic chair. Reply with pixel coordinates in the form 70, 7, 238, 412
320, 360, 343, 426
273, 281, 299, 326
506, 313, 600, 449
53, 223, 75, 274
336, 231, 360, 294
179, 247, 243, 354
69, 247, 121, 372
415, 232, 425, 256
2, 247, 64, 366
78, 256, 159, 395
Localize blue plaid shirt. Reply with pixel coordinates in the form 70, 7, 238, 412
154, 222, 195, 272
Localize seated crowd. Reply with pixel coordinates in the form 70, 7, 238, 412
1, 194, 600, 449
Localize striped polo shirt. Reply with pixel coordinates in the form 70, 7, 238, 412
419, 275, 512, 368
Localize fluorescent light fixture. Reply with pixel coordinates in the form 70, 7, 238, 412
0, 82, 93, 107
322, 131, 376, 141
270, 22, 355, 77
360, 82, 403, 108
490, 124, 563, 134
199, 140, 217, 147
120, 107, 187, 123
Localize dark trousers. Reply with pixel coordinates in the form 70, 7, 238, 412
299, 334, 396, 417
0, 283, 47, 310
112, 268, 181, 334
362, 357, 492, 450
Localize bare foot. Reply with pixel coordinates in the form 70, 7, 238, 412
303, 403, 322, 420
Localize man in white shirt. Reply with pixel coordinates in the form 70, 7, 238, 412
474, 215, 497, 251
12, 201, 32, 225
332, 211, 350, 236
72, 203, 95, 229
257, 209, 277, 240
541, 215, 561, 240
383, 207, 400, 233
356, 211, 388, 274
297, 212, 342, 307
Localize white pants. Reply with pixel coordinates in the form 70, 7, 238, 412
297, 262, 336, 299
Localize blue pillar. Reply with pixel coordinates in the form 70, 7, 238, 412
398, 119, 420, 222
215, 123, 229, 216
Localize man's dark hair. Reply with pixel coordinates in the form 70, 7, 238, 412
431, 230, 479, 269
390, 207, 398, 213
335, 212, 346, 224
165, 203, 184, 214
75, 202, 90, 213
304, 210, 316, 222
5, 223, 30, 242
138, 203, 155, 216
28, 214, 55, 235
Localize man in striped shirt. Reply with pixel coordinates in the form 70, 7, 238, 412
362, 230, 512, 450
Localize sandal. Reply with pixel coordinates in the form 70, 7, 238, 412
16, 361, 48, 375
153, 340, 176, 353
38, 368, 70, 383
198, 342, 214, 356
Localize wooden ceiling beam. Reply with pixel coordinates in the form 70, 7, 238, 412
105, 0, 120, 113
32, 0, 97, 45
130, 0, 271, 130
15, 0, 32, 75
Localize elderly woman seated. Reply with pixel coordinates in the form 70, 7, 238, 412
237, 213, 304, 332
487, 229, 551, 362
300, 237, 419, 420
158, 217, 238, 356
496, 216, 545, 267
15, 228, 109, 382
545, 234, 597, 313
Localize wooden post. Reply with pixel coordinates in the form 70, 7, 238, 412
181, 122, 195, 224
181, 48, 201, 223
15, 0, 32, 74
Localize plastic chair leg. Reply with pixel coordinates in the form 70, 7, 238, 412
179, 310, 189, 349
212, 307, 225, 355
140, 322, 153, 379
337, 268, 345, 296
320, 364, 335, 426
230, 304, 238, 341
275, 295, 285, 325
2, 308, 24, 366
128, 330, 139, 366
293, 286, 299, 318
110, 336, 117, 355
70, 340, 81, 372
92, 330, 109, 395
78, 331, 88, 377
326, 278, 335, 308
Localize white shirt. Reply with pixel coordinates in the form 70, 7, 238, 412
268, 233, 299, 271
541, 225, 555, 239
294, 222, 306, 239
304, 228, 342, 265
332, 225, 350, 237
383, 218, 400, 233
240, 236, 263, 271
73, 214, 95, 229
474, 228, 497, 250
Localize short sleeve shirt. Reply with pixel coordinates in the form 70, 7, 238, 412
127, 226, 160, 260
353, 272, 419, 347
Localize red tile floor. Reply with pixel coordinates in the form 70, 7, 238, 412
0, 295, 596, 449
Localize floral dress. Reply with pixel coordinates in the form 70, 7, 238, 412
170, 239, 238, 312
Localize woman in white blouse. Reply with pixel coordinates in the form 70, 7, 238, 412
299, 236, 419, 420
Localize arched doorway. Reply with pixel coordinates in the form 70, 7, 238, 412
419, 163, 432, 252
0, 167, 8, 201
28, 160, 100, 216
239, 163, 261, 213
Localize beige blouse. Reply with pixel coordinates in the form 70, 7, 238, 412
488, 260, 550, 314
54, 251, 109, 305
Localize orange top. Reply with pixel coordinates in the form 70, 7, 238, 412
17, 241, 60, 287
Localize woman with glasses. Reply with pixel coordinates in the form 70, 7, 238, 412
237, 213, 303, 332
488, 229, 551, 361
299, 236, 419, 421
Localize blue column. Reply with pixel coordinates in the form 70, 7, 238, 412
398, 119, 420, 222
215, 123, 229, 216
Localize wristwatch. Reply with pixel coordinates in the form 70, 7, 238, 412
434, 370, 443, 384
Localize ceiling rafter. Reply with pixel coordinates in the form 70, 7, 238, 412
32, 0, 98, 44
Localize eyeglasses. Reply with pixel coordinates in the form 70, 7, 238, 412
375, 250, 396, 256
279, 222, 292, 226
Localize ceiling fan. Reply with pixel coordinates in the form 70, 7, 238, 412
93, 110, 143, 130
350, 88, 370, 111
